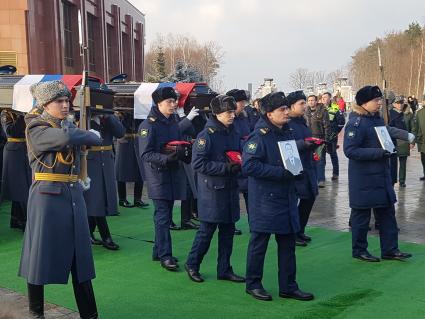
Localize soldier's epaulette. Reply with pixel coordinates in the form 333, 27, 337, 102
148, 116, 157, 123
207, 127, 216, 134
259, 127, 270, 135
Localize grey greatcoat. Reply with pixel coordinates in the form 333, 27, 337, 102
115, 115, 144, 182
19, 111, 103, 285
1, 110, 31, 202
84, 115, 125, 216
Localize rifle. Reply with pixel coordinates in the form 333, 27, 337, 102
378, 46, 389, 124
77, 9, 91, 188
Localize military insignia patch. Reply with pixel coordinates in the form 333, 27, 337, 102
140, 129, 149, 137
347, 131, 356, 138
260, 128, 269, 135
245, 142, 258, 154
196, 138, 207, 150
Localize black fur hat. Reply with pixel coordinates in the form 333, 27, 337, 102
210, 95, 237, 115
286, 90, 307, 106
259, 92, 287, 114
226, 89, 248, 102
152, 86, 178, 105
355, 85, 383, 106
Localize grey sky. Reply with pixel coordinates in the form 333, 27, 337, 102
130, 0, 425, 92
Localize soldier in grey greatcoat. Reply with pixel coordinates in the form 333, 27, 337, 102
115, 113, 149, 208
1, 109, 31, 230
84, 114, 125, 250
18, 81, 102, 319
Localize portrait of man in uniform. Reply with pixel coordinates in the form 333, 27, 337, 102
278, 140, 303, 175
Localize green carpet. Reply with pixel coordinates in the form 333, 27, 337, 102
1, 201, 425, 319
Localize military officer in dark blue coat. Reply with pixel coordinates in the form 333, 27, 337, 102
344, 85, 412, 263
243, 92, 314, 302
287, 91, 319, 247
1, 109, 31, 231
226, 89, 250, 235
115, 113, 149, 208
184, 95, 245, 284
84, 114, 125, 250
19, 81, 102, 319
138, 86, 192, 271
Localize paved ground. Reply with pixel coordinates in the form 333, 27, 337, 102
1, 137, 424, 318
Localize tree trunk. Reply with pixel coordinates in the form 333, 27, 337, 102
416, 36, 424, 98
408, 47, 414, 95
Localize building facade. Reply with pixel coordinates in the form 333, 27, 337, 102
0, 0, 145, 81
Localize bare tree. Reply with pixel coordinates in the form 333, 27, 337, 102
288, 68, 310, 90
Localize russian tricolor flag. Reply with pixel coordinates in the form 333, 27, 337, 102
12, 74, 85, 113
134, 82, 196, 119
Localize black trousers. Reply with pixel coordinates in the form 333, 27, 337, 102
186, 222, 235, 276
246, 232, 298, 293
10, 201, 27, 229
27, 258, 97, 319
298, 197, 316, 235
88, 216, 111, 240
351, 206, 399, 256
117, 181, 143, 201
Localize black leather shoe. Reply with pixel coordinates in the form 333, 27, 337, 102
382, 251, 412, 261
90, 234, 103, 245
184, 264, 204, 282
134, 200, 149, 208
353, 253, 380, 262
279, 289, 314, 301
161, 258, 179, 271
296, 238, 308, 247
234, 229, 242, 235
298, 233, 312, 242
399, 182, 406, 188
181, 220, 199, 230
152, 256, 179, 262
246, 288, 272, 301
119, 199, 134, 208
170, 221, 181, 231
420, 176, 425, 181
218, 273, 245, 283
102, 238, 120, 250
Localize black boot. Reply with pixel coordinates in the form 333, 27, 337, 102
72, 280, 98, 319
97, 217, 120, 250
28, 283, 44, 319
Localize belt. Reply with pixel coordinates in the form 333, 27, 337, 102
89, 145, 113, 152
34, 172, 78, 183
7, 137, 26, 143
124, 133, 137, 139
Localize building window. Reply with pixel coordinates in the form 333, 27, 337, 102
122, 31, 132, 79
87, 13, 97, 72
63, 1, 74, 67
107, 24, 119, 79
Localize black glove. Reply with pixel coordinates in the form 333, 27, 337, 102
282, 169, 295, 181
294, 171, 305, 180
382, 150, 392, 158
225, 163, 241, 175
166, 152, 179, 169
305, 141, 317, 151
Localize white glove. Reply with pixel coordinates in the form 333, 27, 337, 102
408, 133, 415, 143
176, 107, 185, 118
187, 107, 200, 121
89, 129, 101, 139
79, 176, 91, 191
92, 115, 101, 125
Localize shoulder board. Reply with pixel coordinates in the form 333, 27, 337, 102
259, 127, 270, 135
148, 116, 157, 123
207, 127, 216, 134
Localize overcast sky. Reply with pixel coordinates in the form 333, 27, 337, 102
130, 0, 425, 92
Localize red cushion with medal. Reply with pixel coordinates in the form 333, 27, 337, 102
163, 140, 192, 164
226, 151, 242, 165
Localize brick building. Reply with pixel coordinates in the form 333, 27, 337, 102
0, 0, 145, 81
